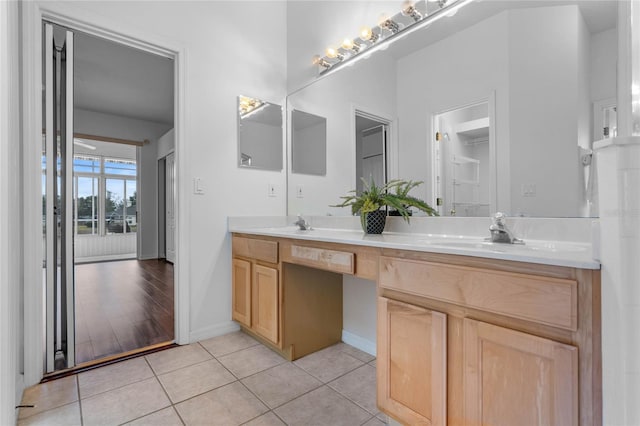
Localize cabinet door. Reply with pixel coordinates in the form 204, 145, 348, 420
232, 258, 251, 327
253, 264, 279, 344
377, 297, 447, 425
464, 318, 578, 426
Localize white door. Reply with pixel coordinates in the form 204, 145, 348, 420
43, 22, 75, 371
165, 152, 176, 263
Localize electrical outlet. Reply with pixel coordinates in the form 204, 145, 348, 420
296, 185, 304, 198
268, 183, 277, 197
521, 183, 536, 197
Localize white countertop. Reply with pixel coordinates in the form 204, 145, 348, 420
229, 220, 600, 270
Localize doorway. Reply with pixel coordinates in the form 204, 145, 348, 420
355, 112, 390, 194
41, 21, 176, 371
432, 95, 496, 217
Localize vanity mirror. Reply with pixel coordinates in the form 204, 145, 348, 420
237, 95, 283, 171
286, 0, 617, 218
291, 109, 327, 176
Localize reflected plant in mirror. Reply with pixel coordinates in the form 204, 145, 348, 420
237, 95, 283, 171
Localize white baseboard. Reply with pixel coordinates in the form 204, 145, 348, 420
342, 330, 376, 357
189, 321, 240, 343
75, 254, 136, 263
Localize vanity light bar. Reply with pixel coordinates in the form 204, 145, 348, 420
239, 95, 267, 118
313, 0, 475, 77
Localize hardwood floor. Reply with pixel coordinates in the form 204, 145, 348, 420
74, 259, 174, 365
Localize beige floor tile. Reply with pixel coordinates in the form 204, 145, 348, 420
363, 416, 387, 426
243, 412, 286, 426
274, 385, 371, 426
124, 407, 184, 425
174, 381, 268, 425
158, 358, 236, 403
78, 357, 154, 399
218, 345, 286, 379
328, 364, 379, 415
334, 343, 376, 363
17, 402, 81, 426
199, 331, 259, 358
293, 344, 364, 383
81, 377, 170, 425
369, 359, 377, 368
18, 375, 78, 420
145, 344, 212, 375
242, 363, 322, 409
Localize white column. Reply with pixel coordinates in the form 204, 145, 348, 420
595, 2, 640, 424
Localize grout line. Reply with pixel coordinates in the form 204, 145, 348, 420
76, 376, 85, 426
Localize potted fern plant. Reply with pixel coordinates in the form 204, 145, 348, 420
332, 178, 438, 234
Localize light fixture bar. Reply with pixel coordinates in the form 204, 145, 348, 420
313, 0, 474, 78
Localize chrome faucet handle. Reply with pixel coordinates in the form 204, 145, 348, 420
294, 214, 311, 230
491, 212, 507, 227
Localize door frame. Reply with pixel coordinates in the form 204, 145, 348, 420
351, 105, 398, 189
21, 2, 190, 385
430, 91, 497, 216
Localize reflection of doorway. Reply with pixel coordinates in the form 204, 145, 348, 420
41, 21, 176, 371
432, 95, 496, 217
355, 112, 390, 194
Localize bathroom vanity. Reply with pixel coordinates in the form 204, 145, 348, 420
229, 220, 601, 425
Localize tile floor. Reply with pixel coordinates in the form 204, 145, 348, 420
18, 331, 387, 426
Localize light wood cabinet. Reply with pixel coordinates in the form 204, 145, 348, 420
232, 236, 280, 345
252, 264, 279, 343
377, 297, 447, 425
231, 258, 251, 327
377, 252, 600, 425
464, 318, 578, 426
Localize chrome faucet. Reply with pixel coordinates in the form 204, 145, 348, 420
294, 215, 311, 231
488, 212, 523, 244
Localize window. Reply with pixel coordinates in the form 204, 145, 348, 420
71, 154, 137, 236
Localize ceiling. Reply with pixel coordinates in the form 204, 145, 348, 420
73, 31, 174, 126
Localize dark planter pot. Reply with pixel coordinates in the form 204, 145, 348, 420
362, 210, 387, 234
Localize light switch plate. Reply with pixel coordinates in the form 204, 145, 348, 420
193, 177, 205, 195
296, 185, 304, 198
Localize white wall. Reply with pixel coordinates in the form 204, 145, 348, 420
157, 128, 174, 160
398, 11, 510, 212
292, 121, 325, 175
27, 1, 288, 351
1, 1, 22, 424
287, 52, 397, 216
591, 28, 617, 103
240, 120, 283, 170
507, 5, 587, 217
342, 275, 377, 355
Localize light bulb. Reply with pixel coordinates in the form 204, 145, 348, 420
342, 38, 362, 52
359, 26, 379, 43
312, 55, 331, 69
325, 46, 344, 61
402, 1, 423, 21
378, 13, 400, 34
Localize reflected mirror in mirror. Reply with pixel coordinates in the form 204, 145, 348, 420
291, 109, 327, 175
286, 0, 617, 218
237, 95, 283, 171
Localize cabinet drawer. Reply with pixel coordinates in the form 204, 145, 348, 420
379, 256, 577, 331
233, 236, 278, 264
289, 245, 354, 274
